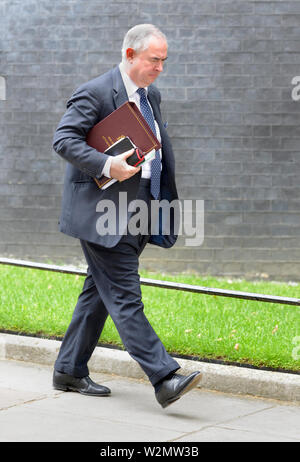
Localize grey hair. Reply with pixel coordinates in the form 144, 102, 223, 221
121, 24, 167, 64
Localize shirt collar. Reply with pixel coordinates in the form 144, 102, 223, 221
119, 62, 148, 98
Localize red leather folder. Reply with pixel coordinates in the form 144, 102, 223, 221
86, 101, 161, 189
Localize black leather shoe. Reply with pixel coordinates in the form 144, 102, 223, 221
53, 370, 111, 396
155, 371, 202, 408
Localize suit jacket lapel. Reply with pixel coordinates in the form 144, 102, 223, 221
147, 86, 167, 149
112, 66, 129, 109
147, 86, 174, 175
111, 71, 170, 164
112, 68, 161, 125
147, 86, 162, 126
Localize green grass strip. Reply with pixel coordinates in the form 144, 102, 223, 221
0, 265, 299, 372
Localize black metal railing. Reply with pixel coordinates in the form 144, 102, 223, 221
0, 257, 299, 307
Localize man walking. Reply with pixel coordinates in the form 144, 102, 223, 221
52, 24, 201, 409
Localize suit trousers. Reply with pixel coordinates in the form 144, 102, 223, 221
54, 180, 180, 386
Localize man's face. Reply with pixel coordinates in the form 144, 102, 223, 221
126, 36, 168, 88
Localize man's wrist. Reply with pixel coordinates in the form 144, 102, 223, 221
101, 157, 112, 178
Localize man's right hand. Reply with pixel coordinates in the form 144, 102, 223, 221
109, 149, 141, 182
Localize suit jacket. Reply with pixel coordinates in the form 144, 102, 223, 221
53, 66, 178, 248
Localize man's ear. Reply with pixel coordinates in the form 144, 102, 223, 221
126, 48, 135, 63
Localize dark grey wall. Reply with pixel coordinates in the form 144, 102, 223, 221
1, 0, 300, 281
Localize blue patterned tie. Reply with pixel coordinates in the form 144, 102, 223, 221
137, 87, 161, 199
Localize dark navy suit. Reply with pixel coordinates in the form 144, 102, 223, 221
53, 66, 180, 385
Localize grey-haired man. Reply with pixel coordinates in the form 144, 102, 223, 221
52, 24, 201, 409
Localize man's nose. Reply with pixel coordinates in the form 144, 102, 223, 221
156, 61, 164, 72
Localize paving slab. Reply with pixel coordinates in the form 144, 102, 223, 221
1, 333, 300, 403
0, 359, 299, 442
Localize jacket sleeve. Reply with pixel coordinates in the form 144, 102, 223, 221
52, 86, 110, 178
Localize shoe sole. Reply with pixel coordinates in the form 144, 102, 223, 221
53, 383, 111, 397
161, 372, 203, 409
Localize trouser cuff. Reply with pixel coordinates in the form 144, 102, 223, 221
54, 361, 89, 378
149, 361, 180, 387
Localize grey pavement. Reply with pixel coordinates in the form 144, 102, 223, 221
0, 332, 300, 442
0, 359, 299, 442
1, 332, 300, 403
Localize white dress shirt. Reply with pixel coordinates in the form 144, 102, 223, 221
101, 62, 162, 179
